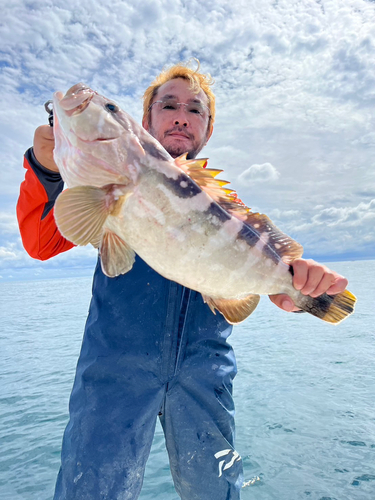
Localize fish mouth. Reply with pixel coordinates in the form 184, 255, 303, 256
56, 83, 96, 115
66, 83, 92, 96
78, 136, 119, 144
68, 96, 93, 116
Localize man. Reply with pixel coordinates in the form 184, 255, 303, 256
17, 62, 348, 500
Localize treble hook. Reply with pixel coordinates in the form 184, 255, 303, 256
44, 100, 54, 127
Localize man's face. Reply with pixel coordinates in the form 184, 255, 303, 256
142, 78, 213, 159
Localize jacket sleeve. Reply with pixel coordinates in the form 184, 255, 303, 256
16, 147, 75, 260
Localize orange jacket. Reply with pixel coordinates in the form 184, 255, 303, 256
17, 148, 75, 260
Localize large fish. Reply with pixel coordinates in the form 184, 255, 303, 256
52, 83, 356, 324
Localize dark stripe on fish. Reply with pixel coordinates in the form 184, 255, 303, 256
237, 223, 280, 264
262, 244, 282, 264
237, 224, 260, 247
163, 174, 202, 198
303, 293, 333, 316
141, 141, 171, 161
206, 202, 231, 223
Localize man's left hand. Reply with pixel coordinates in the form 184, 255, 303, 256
269, 258, 349, 312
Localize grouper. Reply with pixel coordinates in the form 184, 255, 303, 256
52, 83, 356, 325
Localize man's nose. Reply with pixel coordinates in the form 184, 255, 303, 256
173, 106, 189, 127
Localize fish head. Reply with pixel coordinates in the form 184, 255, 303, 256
53, 83, 128, 144
52, 83, 143, 187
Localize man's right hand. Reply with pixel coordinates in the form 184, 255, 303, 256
33, 125, 59, 172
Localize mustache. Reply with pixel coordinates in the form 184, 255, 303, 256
164, 127, 194, 140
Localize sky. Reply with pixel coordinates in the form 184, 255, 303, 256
1, 0, 374, 281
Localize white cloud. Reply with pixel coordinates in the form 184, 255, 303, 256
274, 199, 375, 259
0, 213, 19, 235
311, 200, 375, 227
0, 247, 18, 260
238, 163, 280, 184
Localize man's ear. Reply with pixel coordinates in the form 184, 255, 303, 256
205, 123, 214, 145
142, 116, 149, 131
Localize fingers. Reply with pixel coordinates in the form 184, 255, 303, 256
292, 259, 329, 297
269, 293, 299, 312
34, 125, 55, 148
33, 125, 59, 172
325, 276, 348, 295
35, 124, 54, 140
269, 259, 349, 314
292, 258, 348, 297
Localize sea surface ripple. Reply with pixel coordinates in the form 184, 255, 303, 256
0, 260, 373, 499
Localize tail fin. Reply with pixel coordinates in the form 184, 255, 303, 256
296, 290, 357, 324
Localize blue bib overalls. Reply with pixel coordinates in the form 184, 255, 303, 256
54, 256, 243, 499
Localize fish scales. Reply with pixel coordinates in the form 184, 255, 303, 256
52, 83, 357, 324
110, 167, 285, 298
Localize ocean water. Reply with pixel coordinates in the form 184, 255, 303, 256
0, 260, 374, 500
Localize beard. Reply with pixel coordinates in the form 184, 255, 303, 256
163, 143, 199, 160
148, 124, 205, 160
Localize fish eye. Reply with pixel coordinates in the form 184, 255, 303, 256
105, 103, 119, 113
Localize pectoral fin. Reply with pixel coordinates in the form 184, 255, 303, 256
54, 185, 120, 246
100, 229, 135, 277
202, 293, 261, 324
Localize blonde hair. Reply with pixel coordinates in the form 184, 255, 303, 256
143, 59, 215, 127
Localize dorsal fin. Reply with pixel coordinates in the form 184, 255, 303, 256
243, 212, 304, 263
174, 154, 251, 219
175, 153, 208, 171
174, 154, 303, 263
